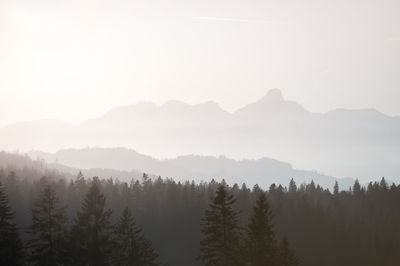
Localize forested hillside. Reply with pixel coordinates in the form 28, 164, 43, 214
28, 148, 354, 189
0, 161, 399, 265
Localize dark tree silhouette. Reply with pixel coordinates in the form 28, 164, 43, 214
111, 207, 158, 266
27, 184, 68, 265
0, 182, 24, 266
71, 178, 113, 266
199, 185, 243, 266
246, 192, 277, 266
333, 181, 339, 197
2, 152, 400, 266
288, 179, 297, 194
278, 237, 298, 266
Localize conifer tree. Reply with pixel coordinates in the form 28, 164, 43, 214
199, 185, 243, 266
306, 180, 316, 193
353, 179, 362, 196
288, 179, 297, 194
269, 184, 277, 194
333, 181, 339, 197
380, 177, 388, 191
111, 207, 158, 266
278, 237, 298, 266
27, 184, 67, 265
71, 178, 113, 266
246, 193, 277, 266
75, 170, 87, 202
0, 182, 24, 266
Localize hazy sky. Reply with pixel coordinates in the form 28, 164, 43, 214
1, 0, 399, 127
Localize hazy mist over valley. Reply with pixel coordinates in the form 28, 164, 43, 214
1, 89, 399, 183
1, 1, 400, 265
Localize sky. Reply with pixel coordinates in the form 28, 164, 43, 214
0, 0, 399, 127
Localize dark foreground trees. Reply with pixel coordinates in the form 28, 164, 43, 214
246, 192, 277, 266
27, 185, 68, 265
199, 185, 243, 265
10, 175, 160, 266
278, 237, 298, 266
0, 182, 24, 266
200, 186, 298, 266
71, 179, 114, 265
68, 178, 159, 266
1, 162, 400, 266
112, 207, 158, 265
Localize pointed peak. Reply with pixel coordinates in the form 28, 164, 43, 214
262, 89, 284, 102
234, 88, 308, 115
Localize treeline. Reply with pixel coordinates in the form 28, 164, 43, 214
0, 168, 400, 265
0, 172, 295, 266
199, 185, 297, 266
1, 174, 158, 265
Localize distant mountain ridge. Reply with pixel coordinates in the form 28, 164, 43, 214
234, 89, 308, 118
28, 147, 354, 189
1, 89, 399, 182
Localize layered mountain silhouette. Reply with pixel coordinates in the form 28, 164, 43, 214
28, 148, 353, 189
235, 89, 308, 118
1, 89, 399, 182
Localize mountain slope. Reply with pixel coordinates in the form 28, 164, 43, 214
234, 89, 309, 119
1, 89, 399, 182
28, 148, 353, 189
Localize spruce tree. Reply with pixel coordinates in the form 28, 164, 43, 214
278, 237, 298, 266
246, 193, 277, 266
288, 179, 297, 194
380, 177, 388, 191
71, 178, 113, 266
333, 181, 339, 197
353, 179, 362, 196
111, 207, 158, 266
27, 184, 67, 265
199, 185, 243, 266
0, 182, 24, 266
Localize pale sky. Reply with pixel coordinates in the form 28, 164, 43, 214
1, 0, 399, 127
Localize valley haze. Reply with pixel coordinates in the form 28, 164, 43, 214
1, 89, 399, 184
26, 147, 353, 190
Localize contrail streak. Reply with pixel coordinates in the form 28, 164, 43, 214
192, 16, 274, 24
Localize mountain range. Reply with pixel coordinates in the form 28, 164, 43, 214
27, 147, 354, 189
1, 89, 399, 182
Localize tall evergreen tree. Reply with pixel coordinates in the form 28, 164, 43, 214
71, 179, 113, 266
27, 184, 67, 265
111, 207, 158, 266
333, 181, 339, 197
0, 182, 24, 266
278, 237, 298, 266
288, 179, 297, 194
380, 177, 388, 191
199, 185, 243, 266
353, 179, 362, 196
246, 193, 277, 266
